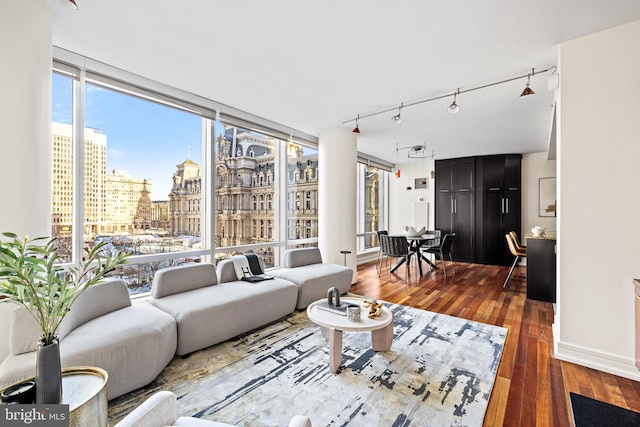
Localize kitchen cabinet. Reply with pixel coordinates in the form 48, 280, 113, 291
477, 155, 522, 265
435, 154, 521, 265
435, 157, 475, 262
526, 234, 556, 302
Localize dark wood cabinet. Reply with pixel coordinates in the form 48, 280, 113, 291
435, 158, 475, 262
477, 155, 522, 266
435, 154, 521, 266
526, 237, 556, 302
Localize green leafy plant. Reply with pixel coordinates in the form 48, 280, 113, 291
0, 232, 129, 346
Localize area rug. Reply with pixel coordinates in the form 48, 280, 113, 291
570, 392, 640, 427
109, 302, 507, 426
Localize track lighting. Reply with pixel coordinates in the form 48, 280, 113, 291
342, 66, 556, 127
352, 115, 360, 133
68, 0, 79, 9
447, 89, 460, 113
520, 69, 535, 97
391, 103, 403, 124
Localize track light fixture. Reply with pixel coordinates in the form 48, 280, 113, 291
352, 115, 360, 133
447, 89, 460, 113
342, 66, 556, 126
391, 103, 403, 124
520, 69, 535, 97
68, 0, 79, 9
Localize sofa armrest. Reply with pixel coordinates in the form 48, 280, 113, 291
283, 247, 323, 268
114, 391, 177, 427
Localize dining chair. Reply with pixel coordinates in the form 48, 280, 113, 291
424, 233, 455, 278
376, 230, 389, 274
504, 233, 527, 291
509, 231, 526, 252
381, 234, 410, 282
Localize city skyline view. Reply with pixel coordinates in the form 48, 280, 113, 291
52, 73, 202, 200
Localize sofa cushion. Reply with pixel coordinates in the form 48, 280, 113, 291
8, 307, 43, 355
283, 247, 322, 268
150, 279, 297, 355
58, 279, 132, 337
270, 263, 352, 309
151, 263, 217, 298
8, 279, 130, 355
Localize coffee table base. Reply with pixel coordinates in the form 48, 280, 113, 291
320, 311, 394, 374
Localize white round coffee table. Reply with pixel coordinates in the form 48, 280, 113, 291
307, 297, 394, 373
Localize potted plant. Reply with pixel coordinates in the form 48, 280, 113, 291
0, 232, 128, 403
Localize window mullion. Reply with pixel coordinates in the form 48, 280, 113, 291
72, 69, 86, 267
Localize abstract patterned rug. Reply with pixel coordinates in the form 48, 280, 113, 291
109, 302, 507, 426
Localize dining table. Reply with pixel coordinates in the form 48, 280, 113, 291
389, 232, 441, 276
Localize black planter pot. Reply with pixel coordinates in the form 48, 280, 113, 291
35, 338, 62, 404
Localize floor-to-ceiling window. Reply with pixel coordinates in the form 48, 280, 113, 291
52, 63, 212, 294
356, 160, 390, 253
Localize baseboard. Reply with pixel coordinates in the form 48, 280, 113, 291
555, 340, 640, 381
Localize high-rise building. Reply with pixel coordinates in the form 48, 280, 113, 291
52, 122, 153, 243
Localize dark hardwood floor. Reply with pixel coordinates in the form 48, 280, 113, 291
350, 257, 640, 426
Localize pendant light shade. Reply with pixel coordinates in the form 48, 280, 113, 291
391, 103, 403, 124
520, 71, 535, 97
352, 115, 360, 133
68, 0, 79, 9
447, 90, 460, 113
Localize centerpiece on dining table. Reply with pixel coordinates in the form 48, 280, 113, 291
403, 226, 426, 237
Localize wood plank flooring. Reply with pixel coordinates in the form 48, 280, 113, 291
351, 258, 640, 426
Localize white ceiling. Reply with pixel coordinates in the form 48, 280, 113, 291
51, 0, 640, 163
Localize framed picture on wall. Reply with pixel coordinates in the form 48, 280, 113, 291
539, 177, 556, 217
414, 177, 428, 189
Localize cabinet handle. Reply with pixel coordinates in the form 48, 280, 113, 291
508, 187, 518, 191
506, 198, 509, 214
454, 199, 457, 214
459, 188, 469, 192
501, 198, 505, 214
451, 197, 454, 214
489, 187, 500, 191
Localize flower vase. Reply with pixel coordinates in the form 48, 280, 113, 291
35, 338, 62, 404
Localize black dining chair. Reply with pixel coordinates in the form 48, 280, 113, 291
376, 230, 389, 274
380, 234, 410, 282
424, 233, 456, 278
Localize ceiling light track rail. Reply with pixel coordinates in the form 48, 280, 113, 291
343, 66, 557, 125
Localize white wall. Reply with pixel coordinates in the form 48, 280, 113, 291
0, 1, 53, 360
556, 19, 640, 380
522, 152, 557, 236
389, 158, 436, 234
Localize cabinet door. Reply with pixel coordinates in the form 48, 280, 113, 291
436, 191, 453, 235
482, 190, 504, 265
455, 159, 475, 191
453, 191, 474, 262
436, 161, 454, 192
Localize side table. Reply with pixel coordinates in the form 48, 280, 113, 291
307, 297, 394, 373
63, 366, 109, 427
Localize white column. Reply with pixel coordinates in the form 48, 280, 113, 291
0, 0, 53, 360
318, 127, 357, 282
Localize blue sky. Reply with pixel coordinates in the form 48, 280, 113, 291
52, 74, 202, 200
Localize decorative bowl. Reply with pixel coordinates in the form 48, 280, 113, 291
531, 226, 546, 237
403, 226, 426, 237
1, 380, 36, 404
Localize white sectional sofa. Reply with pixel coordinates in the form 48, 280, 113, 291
0, 248, 353, 402
149, 261, 298, 356
0, 279, 177, 400
270, 247, 353, 309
